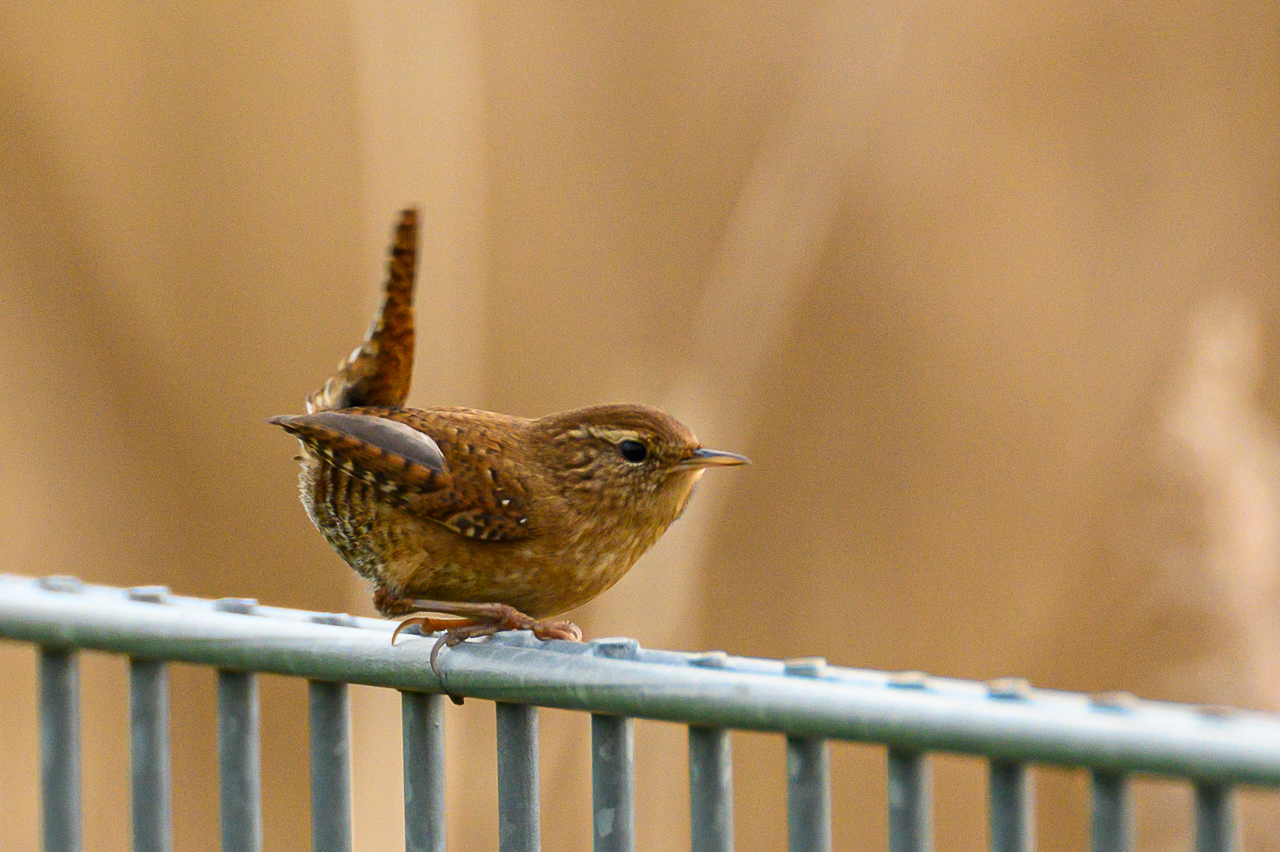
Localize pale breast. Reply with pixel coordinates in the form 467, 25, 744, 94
296, 447, 679, 620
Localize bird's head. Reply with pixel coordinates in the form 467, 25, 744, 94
530, 404, 748, 528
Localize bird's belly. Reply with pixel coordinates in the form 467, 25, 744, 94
396, 537, 634, 619
300, 460, 661, 619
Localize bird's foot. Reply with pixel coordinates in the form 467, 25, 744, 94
387, 599, 583, 688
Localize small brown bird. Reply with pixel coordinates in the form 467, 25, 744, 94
270, 208, 748, 670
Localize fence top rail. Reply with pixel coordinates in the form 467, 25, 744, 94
1, 573, 1277, 785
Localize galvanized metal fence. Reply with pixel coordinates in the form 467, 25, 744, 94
1, 573, 1277, 851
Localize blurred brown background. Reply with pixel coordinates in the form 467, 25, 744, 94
2, 1, 1278, 849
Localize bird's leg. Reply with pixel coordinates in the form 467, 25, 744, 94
391, 598, 583, 643
378, 588, 582, 640
389, 615, 481, 644
378, 590, 583, 678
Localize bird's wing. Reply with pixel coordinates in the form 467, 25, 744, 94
269, 408, 537, 542
379, 409, 539, 542
268, 411, 446, 492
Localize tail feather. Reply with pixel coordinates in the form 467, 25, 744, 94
306, 208, 418, 413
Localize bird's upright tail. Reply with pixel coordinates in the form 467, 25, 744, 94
306, 208, 418, 413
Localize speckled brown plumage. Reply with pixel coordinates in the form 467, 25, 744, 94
269, 208, 748, 665
305, 209, 416, 414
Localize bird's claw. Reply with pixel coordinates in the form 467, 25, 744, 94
390, 616, 423, 645
531, 620, 583, 642
391, 611, 584, 702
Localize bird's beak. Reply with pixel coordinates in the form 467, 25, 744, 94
680, 447, 751, 469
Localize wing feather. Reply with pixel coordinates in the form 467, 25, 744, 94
270, 407, 536, 542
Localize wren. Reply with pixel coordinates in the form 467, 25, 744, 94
270, 208, 748, 671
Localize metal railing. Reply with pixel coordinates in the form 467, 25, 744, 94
1, 573, 1276, 851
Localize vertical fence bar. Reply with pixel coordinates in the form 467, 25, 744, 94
1194, 783, 1237, 852
786, 736, 831, 852
989, 761, 1032, 852
40, 647, 81, 852
309, 681, 352, 852
402, 692, 447, 852
888, 748, 932, 852
591, 714, 635, 852
130, 659, 172, 852
218, 670, 262, 852
688, 725, 733, 852
496, 703, 540, 852
1090, 771, 1131, 852
783, 657, 831, 852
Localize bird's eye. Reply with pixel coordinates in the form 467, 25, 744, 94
619, 439, 648, 463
